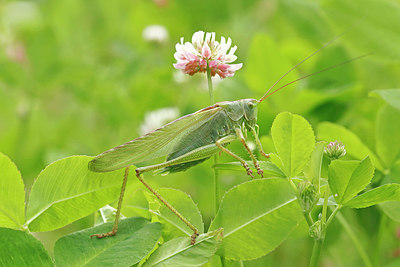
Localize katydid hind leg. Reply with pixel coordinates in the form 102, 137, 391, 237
216, 135, 254, 178
236, 128, 264, 178
91, 167, 130, 239
135, 168, 199, 244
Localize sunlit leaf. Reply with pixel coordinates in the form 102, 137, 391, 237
0, 152, 25, 229
143, 229, 222, 267
54, 217, 161, 267
146, 188, 204, 241
271, 112, 315, 177
328, 157, 374, 204
26, 156, 125, 232
209, 178, 303, 261
345, 184, 400, 208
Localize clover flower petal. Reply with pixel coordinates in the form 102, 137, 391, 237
173, 31, 242, 79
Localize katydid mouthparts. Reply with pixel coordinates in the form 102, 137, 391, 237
88, 41, 368, 244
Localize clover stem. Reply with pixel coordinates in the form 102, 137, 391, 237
309, 239, 323, 267
206, 64, 219, 216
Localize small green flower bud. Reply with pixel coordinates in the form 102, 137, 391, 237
324, 140, 346, 160
309, 220, 323, 240
298, 181, 319, 212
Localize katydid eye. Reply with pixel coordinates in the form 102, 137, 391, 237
248, 102, 254, 108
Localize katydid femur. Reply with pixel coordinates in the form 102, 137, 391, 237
88, 42, 367, 244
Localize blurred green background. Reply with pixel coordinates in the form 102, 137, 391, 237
1, 0, 400, 266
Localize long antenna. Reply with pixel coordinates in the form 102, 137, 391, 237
260, 53, 370, 100
258, 33, 345, 103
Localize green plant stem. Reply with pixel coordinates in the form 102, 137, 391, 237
206, 65, 220, 215
324, 205, 341, 230
207, 63, 225, 266
321, 190, 329, 225
309, 239, 323, 267
207, 64, 214, 104
303, 211, 313, 226
308, 190, 330, 267
289, 178, 313, 226
335, 212, 373, 267
373, 213, 387, 267
220, 256, 227, 267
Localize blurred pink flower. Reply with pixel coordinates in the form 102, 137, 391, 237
173, 31, 242, 79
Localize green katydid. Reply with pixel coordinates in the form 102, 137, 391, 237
88, 40, 367, 244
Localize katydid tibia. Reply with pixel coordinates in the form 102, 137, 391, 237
88, 41, 367, 244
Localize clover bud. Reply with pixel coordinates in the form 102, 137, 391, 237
324, 140, 346, 160
298, 181, 319, 212
309, 220, 323, 240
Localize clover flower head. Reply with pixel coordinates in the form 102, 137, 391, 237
173, 31, 242, 79
324, 140, 346, 160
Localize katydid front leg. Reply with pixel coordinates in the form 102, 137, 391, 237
216, 135, 254, 178
235, 128, 264, 177
251, 125, 270, 159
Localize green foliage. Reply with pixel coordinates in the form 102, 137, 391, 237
1, 0, 400, 266
376, 105, 400, 168
54, 217, 161, 267
271, 112, 315, 177
0, 152, 25, 229
26, 156, 123, 232
328, 157, 374, 204
371, 89, 400, 112
318, 122, 384, 171
143, 230, 222, 266
209, 178, 303, 260
213, 161, 285, 178
345, 184, 400, 208
0, 228, 53, 267
146, 188, 204, 241
303, 142, 325, 187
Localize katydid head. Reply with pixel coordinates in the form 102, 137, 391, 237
243, 98, 258, 123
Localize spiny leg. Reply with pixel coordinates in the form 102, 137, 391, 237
135, 169, 199, 245
251, 125, 270, 159
216, 135, 254, 178
235, 128, 263, 177
91, 167, 130, 238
